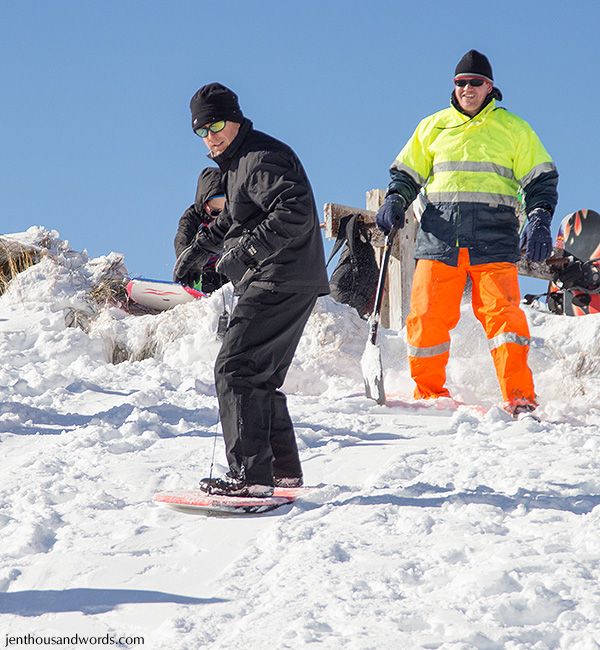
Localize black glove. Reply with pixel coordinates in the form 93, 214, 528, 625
178, 267, 202, 289
555, 259, 600, 293
216, 234, 272, 287
375, 194, 406, 235
519, 208, 553, 262
172, 230, 220, 283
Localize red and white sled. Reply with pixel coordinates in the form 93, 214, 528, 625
126, 278, 206, 311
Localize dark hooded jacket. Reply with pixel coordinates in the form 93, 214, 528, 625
206, 119, 329, 295
173, 167, 227, 293
174, 167, 223, 257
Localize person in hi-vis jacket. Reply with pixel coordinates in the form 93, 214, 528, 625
375, 50, 558, 416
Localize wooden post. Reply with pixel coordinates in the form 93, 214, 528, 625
365, 190, 389, 326
365, 189, 418, 330
323, 203, 377, 239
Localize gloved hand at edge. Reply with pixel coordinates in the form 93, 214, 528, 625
216, 234, 272, 287
172, 229, 221, 283
375, 194, 406, 235
519, 207, 553, 263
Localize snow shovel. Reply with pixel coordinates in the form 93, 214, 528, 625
361, 221, 401, 404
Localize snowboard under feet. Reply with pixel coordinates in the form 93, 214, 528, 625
153, 487, 306, 515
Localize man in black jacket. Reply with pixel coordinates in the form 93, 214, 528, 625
173, 166, 228, 293
173, 82, 329, 497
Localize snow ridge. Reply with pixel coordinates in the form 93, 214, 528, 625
0, 229, 599, 648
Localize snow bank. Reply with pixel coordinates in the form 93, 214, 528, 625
1, 228, 599, 649
5, 227, 597, 411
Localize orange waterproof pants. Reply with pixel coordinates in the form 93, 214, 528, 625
406, 248, 535, 405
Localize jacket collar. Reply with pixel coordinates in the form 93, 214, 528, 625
450, 92, 497, 118
210, 118, 253, 171
448, 97, 498, 127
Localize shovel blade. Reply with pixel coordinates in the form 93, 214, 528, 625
361, 339, 385, 404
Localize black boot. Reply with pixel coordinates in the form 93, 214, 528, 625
199, 471, 274, 497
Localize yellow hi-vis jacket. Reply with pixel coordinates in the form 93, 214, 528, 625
390, 99, 558, 265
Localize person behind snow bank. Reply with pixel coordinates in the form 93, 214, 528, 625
173, 82, 329, 497
173, 167, 228, 293
375, 50, 558, 417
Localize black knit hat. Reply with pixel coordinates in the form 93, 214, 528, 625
190, 83, 244, 132
454, 49, 494, 83
195, 167, 223, 207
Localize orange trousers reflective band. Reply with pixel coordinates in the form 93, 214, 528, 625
406, 248, 535, 404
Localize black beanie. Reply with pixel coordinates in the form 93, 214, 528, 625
454, 49, 494, 82
190, 83, 244, 132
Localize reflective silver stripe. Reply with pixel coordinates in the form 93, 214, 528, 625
432, 161, 515, 180
518, 162, 557, 188
407, 341, 450, 357
488, 332, 530, 351
426, 191, 519, 208
391, 161, 428, 186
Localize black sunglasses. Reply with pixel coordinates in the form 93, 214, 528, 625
454, 78, 486, 88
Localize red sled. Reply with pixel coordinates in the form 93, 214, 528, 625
126, 278, 206, 312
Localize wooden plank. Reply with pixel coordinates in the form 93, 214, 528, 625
517, 257, 555, 281
365, 190, 389, 326
365, 190, 417, 331
396, 208, 418, 329
323, 202, 377, 239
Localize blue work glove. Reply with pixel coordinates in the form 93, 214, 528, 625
519, 208, 553, 262
375, 194, 405, 235
216, 234, 272, 288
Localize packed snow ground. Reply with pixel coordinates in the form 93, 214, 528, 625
1, 228, 599, 649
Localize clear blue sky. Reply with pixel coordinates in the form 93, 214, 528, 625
2, 1, 599, 297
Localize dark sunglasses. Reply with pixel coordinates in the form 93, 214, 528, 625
454, 78, 486, 88
208, 208, 222, 217
194, 120, 227, 138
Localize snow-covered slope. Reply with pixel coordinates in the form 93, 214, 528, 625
1, 229, 599, 649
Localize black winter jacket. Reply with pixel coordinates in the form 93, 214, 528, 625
174, 204, 206, 258
207, 119, 329, 295
174, 167, 223, 257
173, 168, 227, 293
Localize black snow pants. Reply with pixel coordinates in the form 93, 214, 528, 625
214, 285, 318, 485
